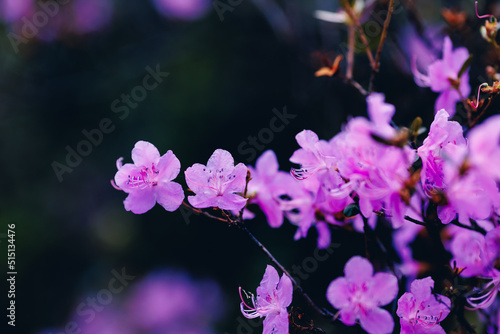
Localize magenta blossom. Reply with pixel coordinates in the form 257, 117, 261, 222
417, 109, 466, 197
185, 149, 248, 211
246, 150, 298, 228
447, 228, 496, 277
151, 0, 211, 20
113, 141, 184, 214
413, 36, 470, 116
397, 276, 451, 334
326, 256, 399, 334
240, 265, 293, 334
468, 115, 500, 182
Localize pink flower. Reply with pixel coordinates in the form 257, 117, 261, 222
417, 109, 466, 197
240, 265, 293, 334
468, 115, 500, 182
447, 229, 495, 277
113, 141, 184, 214
151, 0, 211, 21
413, 36, 471, 116
467, 269, 500, 310
366, 92, 396, 139
246, 150, 298, 228
435, 141, 498, 225
326, 256, 399, 334
333, 94, 415, 227
397, 276, 451, 334
290, 129, 337, 190
185, 149, 248, 211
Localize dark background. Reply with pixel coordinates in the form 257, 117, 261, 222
0, 0, 497, 333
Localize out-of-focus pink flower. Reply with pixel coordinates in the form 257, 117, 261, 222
397, 276, 451, 334
185, 149, 248, 211
396, 25, 442, 75
113, 141, 185, 214
468, 115, 500, 182
366, 92, 396, 139
240, 265, 293, 334
151, 0, 211, 21
467, 269, 500, 310
73, 0, 113, 34
126, 270, 224, 333
75, 310, 134, 334
448, 229, 494, 277
413, 36, 471, 116
436, 143, 498, 225
0, 0, 32, 22
326, 256, 398, 334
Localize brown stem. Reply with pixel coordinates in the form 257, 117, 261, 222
182, 202, 336, 321
181, 201, 234, 223
404, 215, 486, 235
369, 0, 395, 93
238, 224, 336, 320
469, 93, 498, 128
341, 0, 376, 69
339, 75, 368, 96
347, 24, 356, 79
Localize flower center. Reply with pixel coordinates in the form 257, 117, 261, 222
128, 165, 159, 189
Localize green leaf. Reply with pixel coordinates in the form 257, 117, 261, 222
458, 55, 473, 79
343, 203, 360, 217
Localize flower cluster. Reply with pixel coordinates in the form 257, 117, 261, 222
109, 3, 500, 333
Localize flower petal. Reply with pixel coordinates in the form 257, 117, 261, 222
257, 265, 280, 299
410, 276, 434, 301
326, 277, 350, 309
434, 89, 460, 117
256, 150, 279, 178
131, 141, 160, 167
157, 150, 181, 182
277, 273, 293, 308
370, 272, 399, 307
123, 189, 156, 214
156, 181, 184, 212
359, 307, 394, 334
344, 256, 374, 283
262, 310, 288, 334
215, 193, 247, 211
207, 149, 235, 174
185, 164, 212, 194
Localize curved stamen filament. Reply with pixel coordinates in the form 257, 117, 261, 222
476, 1, 495, 19
466, 278, 500, 310
472, 83, 489, 109
239, 287, 256, 311
415, 309, 443, 327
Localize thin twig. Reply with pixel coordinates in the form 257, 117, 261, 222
340, 75, 369, 95
347, 24, 356, 79
368, 0, 395, 92
470, 93, 498, 127
181, 201, 232, 223
238, 224, 336, 320
404, 215, 486, 235
341, 0, 376, 69
182, 202, 336, 321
